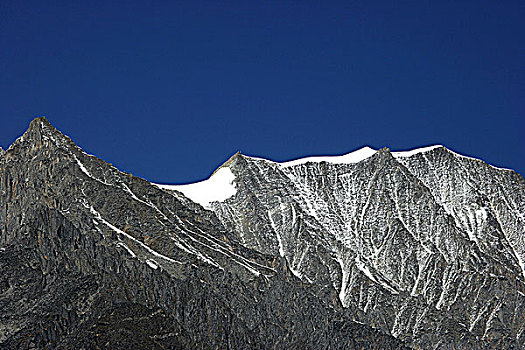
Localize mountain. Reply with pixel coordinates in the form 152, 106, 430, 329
0, 117, 524, 349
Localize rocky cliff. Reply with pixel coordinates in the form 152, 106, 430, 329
0, 117, 523, 349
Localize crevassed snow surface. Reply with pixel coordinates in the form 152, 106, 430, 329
155, 167, 237, 209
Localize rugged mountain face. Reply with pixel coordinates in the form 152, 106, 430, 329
0, 117, 524, 349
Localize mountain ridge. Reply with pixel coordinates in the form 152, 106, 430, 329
0, 117, 524, 349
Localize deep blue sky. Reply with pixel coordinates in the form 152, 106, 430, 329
1, 1, 524, 182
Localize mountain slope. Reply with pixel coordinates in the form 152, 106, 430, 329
0, 118, 406, 349
203, 146, 525, 348
1, 117, 524, 349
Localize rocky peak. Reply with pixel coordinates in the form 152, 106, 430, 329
23, 116, 55, 141
5, 117, 73, 157
213, 151, 243, 172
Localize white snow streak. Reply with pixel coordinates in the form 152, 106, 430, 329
268, 210, 285, 257
355, 256, 399, 295
146, 259, 159, 269
84, 202, 182, 265
72, 154, 111, 186
73, 155, 91, 177
336, 257, 349, 306
117, 242, 137, 258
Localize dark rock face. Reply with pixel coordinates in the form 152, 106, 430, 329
0, 117, 523, 349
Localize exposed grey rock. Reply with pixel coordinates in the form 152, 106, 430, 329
209, 147, 525, 349
0, 118, 406, 349
0, 117, 523, 349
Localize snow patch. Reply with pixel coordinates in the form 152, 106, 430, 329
336, 257, 349, 307
146, 259, 158, 269
155, 167, 237, 209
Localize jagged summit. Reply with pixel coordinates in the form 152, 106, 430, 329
7, 116, 72, 153
24, 116, 56, 138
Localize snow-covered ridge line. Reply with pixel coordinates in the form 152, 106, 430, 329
447, 149, 515, 172
151, 145, 514, 210
278, 146, 377, 167
154, 167, 237, 209
264, 145, 512, 172
391, 145, 444, 157
248, 145, 444, 166
393, 145, 513, 171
